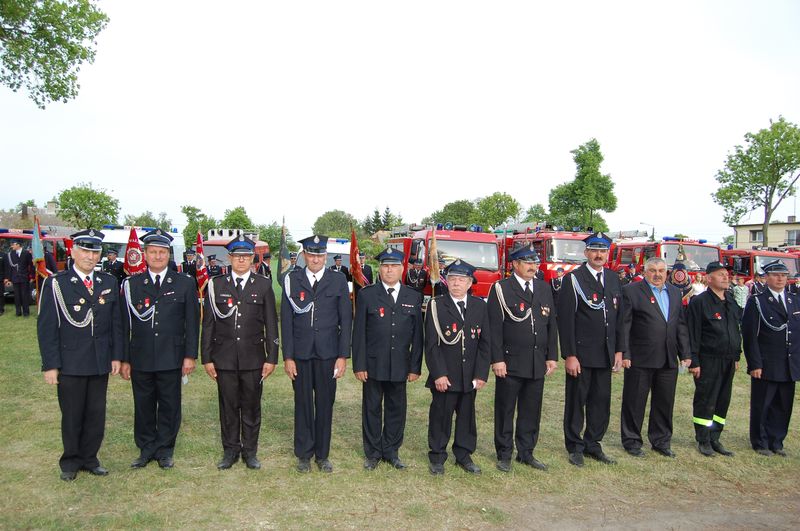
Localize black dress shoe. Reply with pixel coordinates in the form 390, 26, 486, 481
710, 441, 734, 456
458, 460, 481, 474
653, 447, 676, 458
242, 455, 261, 470
157, 456, 174, 469
217, 452, 239, 470
584, 451, 616, 465
428, 462, 444, 475
60, 470, 77, 481
316, 458, 333, 473
496, 459, 511, 472
755, 448, 773, 457
386, 457, 407, 470
297, 458, 311, 473
130, 456, 151, 469
625, 447, 646, 458
773, 448, 787, 457
568, 452, 584, 467
82, 465, 109, 476
364, 457, 379, 470
698, 442, 715, 457
516, 455, 547, 470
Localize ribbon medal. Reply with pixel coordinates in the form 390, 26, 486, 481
227, 298, 233, 308
542, 306, 550, 316
144, 298, 150, 307
73, 305, 81, 312
592, 293, 598, 303
650, 296, 656, 304
379, 307, 385, 318
300, 291, 305, 302
470, 327, 476, 339
613, 296, 618, 310
519, 302, 525, 312
476, 326, 481, 337
713, 312, 722, 320
99, 297, 106, 305
452, 323, 458, 333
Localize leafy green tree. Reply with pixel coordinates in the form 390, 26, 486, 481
181, 205, 217, 247
255, 222, 298, 255
56, 182, 118, 228
473, 192, 521, 229
0, 0, 109, 108
380, 207, 403, 230
16, 199, 35, 211
522, 203, 548, 223
721, 235, 734, 246
312, 210, 358, 238
123, 211, 172, 229
713, 116, 800, 246
423, 199, 477, 226
221, 206, 254, 229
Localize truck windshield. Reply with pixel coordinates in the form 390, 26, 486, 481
548, 239, 586, 264
754, 255, 799, 276
425, 240, 498, 271
663, 244, 719, 271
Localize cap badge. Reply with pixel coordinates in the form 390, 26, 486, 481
89, 229, 95, 237
156, 229, 162, 235
597, 232, 604, 239
239, 235, 244, 241
313, 236, 319, 244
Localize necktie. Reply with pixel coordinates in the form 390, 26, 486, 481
312, 275, 318, 292
457, 300, 466, 320
596, 272, 604, 294
236, 277, 244, 296
778, 294, 785, 310
84, 276, 93, 294
154, 274, 161, 291
387, 287, 395, 302
524, 281, 532, 299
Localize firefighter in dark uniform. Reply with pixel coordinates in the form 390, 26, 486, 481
406, 258, 428, 292
281, 235, 352, 473
352, 248, 423, 470
352, 251, 373, 301
103, 249, 126, 284
288, 252, 298, 271
256, 252, 272, 280
557, 232, 624, 467
181, 248, 197, 277
551, 267, 565, 303
207, 255, 224, 277
425, 259, 490, 475
329, 254, 351, 282
750, 272, 766, 297
487, 245, 558, 472
5, 240, 33, 316
686, 261, 742, 457
668, 262, 693, 305
0, 250, 6, 315
37, 229, 124, 481
120, 229, 200, 469
432, 258, 449, 296
742, 259, 800, 456
202, 235, 279, 470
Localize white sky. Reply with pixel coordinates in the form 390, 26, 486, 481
2, 0, 799, 242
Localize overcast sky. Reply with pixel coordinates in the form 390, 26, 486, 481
3, 0, 799, 242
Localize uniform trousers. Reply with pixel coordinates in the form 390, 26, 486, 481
131, 368, 182, 459
692, 357, 735, 443
494, 375, 544, 460
292, 358, 337, 460
564, 366, 611, 454
216, 368, 263, 456
57, 374, 108, 472
428, 389, 477, 465
750, 378, 795, 451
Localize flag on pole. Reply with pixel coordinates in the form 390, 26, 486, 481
428, 228, 440, 285
195, 232, 209, 297
123, 227, 146, 276
32, 216, 51, 279
279, 217, 292, 284
350, 226, 369, 288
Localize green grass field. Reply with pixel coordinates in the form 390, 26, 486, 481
0, 311, 798, 529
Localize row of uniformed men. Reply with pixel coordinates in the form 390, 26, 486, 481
38, 229, 798, 481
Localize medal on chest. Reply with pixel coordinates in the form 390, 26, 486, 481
650, 296, 655, 304
379, 307, 385, 318
227, 298, 233, 308
144, 297, 150, 308
613, 296, 618, 310
470, 327, 476, 339
519, 302, 525, 312
300, 291, 305, 302
592, 293, 598, 303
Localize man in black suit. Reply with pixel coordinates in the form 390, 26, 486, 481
121, 229, 200, 469
557, 232, 624, 467
255, 252, 272, 280
425, 259, 490, 475
103, 249, 126, 284
352, 248, 423, 470
329, 254, 352, 282
202, 235, 279, 470
550, 267, 565, 303
488, 245, 558, 472
37, 229, 123, 481
181, 248, 197, 277
742, 259, 800, 457
5, 240, 33, 316
405, 258, 428, 292
0, 250, 6, 315
281, 235, 352, 473
619, 257, 691, 458
206, 255, 224, 277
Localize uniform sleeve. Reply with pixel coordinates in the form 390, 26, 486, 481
280, 281, 295, 360
486, 282, 505, 364
263, 281, 280, 365
741, 297, 762, 372
424, 300, 446, 380
686, 296, 703, 367
619, 286, 633, 359
109, 278, 124, 362
556, 274, 578, 359
200, 287, 215, 365
37, 276, 61, 371
184, 280, 200, 359
409, 291, 424, 375
351, 289, 368, 372
474, 304, 491, 382
543, 285, 559, 362
337, 275, 352, 358
677, 305, 691, 361
613, 279, 626, 353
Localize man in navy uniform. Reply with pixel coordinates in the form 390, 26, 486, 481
103, 249, 126, 284
488, 245, 558, 472
329, 254, 351, 282
181, 248, 197, 277
202, 235, 279, 470
207, 255, 224, 277
37, 229, 123, 481
0, 250, 6, 315
433, 257, 449, 296
742, 259, 800, 456
352, 251, 373, 301
255, 252, 272, 280
425, 259, 490, 475
686, 261, 742, 457
288, 252, 298, 271
551, 267, 565, 303
281, 235, 352, 473
121, 228, 200, 469
352, 248, 423, 470
406, 258, 428, 292
619, 257, 691, 458
5, 240, 33, 316
557, 232, 624, 467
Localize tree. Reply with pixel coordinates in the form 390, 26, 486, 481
713, 116, 800, 247
16, 199, 35, 211
721, 235, 734, 246
123, 211, 172, 229
424, 199, 477, 226
56, 182, 118, 228
312, 210, 358, 238
0, 0, 109, 108
380, 207, 403, 230
255, 222, 297, 256
473, 192, 521, 229
522, 203, 548, 223
180, 205, 217, 248
674, 233, 689, 239
221, 206, 254, 229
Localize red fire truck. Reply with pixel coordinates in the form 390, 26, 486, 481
386, 225, 502, 298
721, 248, 799, 283
498, 227, 591, 281
608, 237, 721, 277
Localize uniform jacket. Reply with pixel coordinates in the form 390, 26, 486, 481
406, 267, 428, 291
686, 289, 742, 365
361, 264, 373, 285
201, 273, 279, 370
424, 295, 490, 392
280, 267, 352, 361
742, 288, 800, 382
352, 283, 423, 381
556, 264, 625, 368
121, 268, 200, 371
38, 269, 124, 376
5, 249, 33, 283
619, 280, 690, 368
207, 265, 224, 277
329, 264, 351, 282
103, 259, 126, 284
487, 276, 558, 380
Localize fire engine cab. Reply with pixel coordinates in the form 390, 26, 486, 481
608, 237, 721, 277
721, 248, 799, 283
498, 227, 590, 281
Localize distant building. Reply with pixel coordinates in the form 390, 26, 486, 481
733, 216, 800, 248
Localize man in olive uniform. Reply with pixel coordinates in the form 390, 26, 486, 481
202, 235, 279, 470
103, 249, 126, 284
557, 232, 624, 467
121, 229, 200, 469
742, 260, 800, 456
488, 245, 558, 472
406, 258, 428, 293
352, 248, 423, 470
207, 255, 224, 277
37, 229, 123, 481
425, 259, 490, 475
686, 261, 742, 457
281, 235, 352, 473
